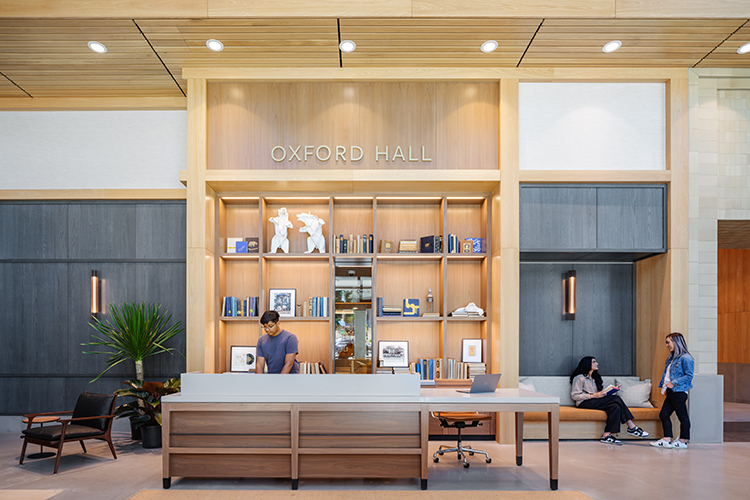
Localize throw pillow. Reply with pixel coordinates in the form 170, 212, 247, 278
519, 382, 536, 392
616, 378, 653, 408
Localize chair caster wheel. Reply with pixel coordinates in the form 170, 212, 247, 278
433, 457, 439, 463
469, 452, 474, 456
463, 463, 470, 468
486, 458, 492, 463
438, 452, 444, 456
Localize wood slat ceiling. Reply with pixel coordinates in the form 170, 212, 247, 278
1, 17, 750, 98
719, 220, 750, 249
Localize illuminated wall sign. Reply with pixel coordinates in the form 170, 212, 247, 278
271, 145, 432, 163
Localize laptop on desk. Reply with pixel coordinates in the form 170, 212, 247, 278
456, 373, 501, 394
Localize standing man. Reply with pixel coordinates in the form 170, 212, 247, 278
256, 310, 300, 374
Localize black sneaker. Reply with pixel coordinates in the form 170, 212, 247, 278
600, 435, 623, 445
627, 426, 650, 438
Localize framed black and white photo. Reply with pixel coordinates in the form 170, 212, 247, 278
378, 340, 409, 368
269, 288, 296, 317
462, 338, 483, 363
230, 345, 257, 372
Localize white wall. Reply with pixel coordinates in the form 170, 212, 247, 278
519, 83, 666, 171
0, 111, 186, 189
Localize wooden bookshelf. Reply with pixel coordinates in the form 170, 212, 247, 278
215, 195, 491, 375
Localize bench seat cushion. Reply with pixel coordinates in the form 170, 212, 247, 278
523, 406, 661, 422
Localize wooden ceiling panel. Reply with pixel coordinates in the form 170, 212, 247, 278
698, 21, 750, 67
0, 19, 183, 97
139, 19, 340, 89
521, 18, 745, 67
340, 18, 541, 67
719, 220, 750, 249
0, 74, 28, 97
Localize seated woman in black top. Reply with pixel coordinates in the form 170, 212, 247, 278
570, 356, 650, 445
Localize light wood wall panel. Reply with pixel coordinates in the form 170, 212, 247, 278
718, 249, 750, 364
616, 0, 750, 18
209, 0, 411, 17
411, 1, 615, 18
0, 1, 208, 18
207, 82, 498, 170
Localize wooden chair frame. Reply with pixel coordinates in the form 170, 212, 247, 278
19, 394, 118, 474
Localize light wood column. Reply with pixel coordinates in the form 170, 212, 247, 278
496, 78, 520, 443
668, 74, 690, 339
186, 77, 210, 373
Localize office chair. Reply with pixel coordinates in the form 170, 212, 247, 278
20, 391, 118, 474
432, 411, 492, 468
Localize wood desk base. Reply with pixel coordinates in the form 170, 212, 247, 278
162, 398, 558, 490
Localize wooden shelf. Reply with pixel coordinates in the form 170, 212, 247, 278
220, 316, 258, 322
446, 253, 487, 260
263, 253, 330, 260
376, 316, 444, 322
376, 253, 442, 260
220, 253, 260, 260
282, 317, 330, 321
446, 316, 486, 321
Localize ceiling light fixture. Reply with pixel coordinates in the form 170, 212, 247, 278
206, 39, 224, 52
339, 40, 356, 53
480, 40, 498, 53
602, 40, 622, 53
738, 42, 750, 55
87, 41, 107, 54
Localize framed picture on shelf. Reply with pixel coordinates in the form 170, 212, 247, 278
230, 345, 257, 372
462, 338, 483, 363
378, 340, 409, 368
269, 288, 296, 317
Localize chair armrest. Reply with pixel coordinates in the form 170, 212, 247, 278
23, 411, 74, 419
60, 414, 116, 424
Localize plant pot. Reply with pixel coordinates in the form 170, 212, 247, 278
129, 418, 142, 440
141, 425, 162, 449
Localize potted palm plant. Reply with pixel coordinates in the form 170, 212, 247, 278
83, 302, 184, 439
114, 378, 180, 448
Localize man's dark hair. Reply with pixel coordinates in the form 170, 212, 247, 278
260, 310, 280, 325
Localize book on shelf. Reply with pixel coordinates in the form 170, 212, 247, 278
420, 235, 442, 253
299, 361, 327, 374
305, 296, 329, 317
465, 237, 487, 253
221, 296, 259, 317
235, 240, 248, 253
376, 367, 395, 374
462, 240, 473, 253
403, 298, 420, 316
226, 237, 243, 253
411, 358, 442, 380
467, 362, 487, 377
245, 237, 259, 253
422, 312, 440, 317
398, 240, 419, 253
379, 239, 394, 253
376, 297, 401, 316
393, 366, 411, 374
369, 234, 374, 253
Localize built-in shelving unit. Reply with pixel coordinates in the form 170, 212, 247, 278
214, 195, 491, 375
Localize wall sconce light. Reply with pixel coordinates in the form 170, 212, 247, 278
91, 270, 101, 316
564, 270, 576, 320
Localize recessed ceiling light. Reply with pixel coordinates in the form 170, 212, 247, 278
206, 39, 224, 52
480, 40, 498, 53
602, 40, 622, 53
738, 42, 750, 55
87, 41, 107, 54
339, 40, 356, 53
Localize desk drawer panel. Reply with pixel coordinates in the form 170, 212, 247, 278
299, 411, 419, 434
170, 454, 291, 478
299, 454, 421, 478
299, 434, 420, 449
170, 411, 291, 435
170, 434, 291, 448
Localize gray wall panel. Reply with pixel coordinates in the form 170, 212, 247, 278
0, 204, 68, 259
68, 203, 137, 260
136, 203, 187, 260
519, 264, 575, 375
570, 264, 634, 376
0, 201, 186, 415
597, 187, 665, 250
520, 263, 635, 377
520, 187, 597, 250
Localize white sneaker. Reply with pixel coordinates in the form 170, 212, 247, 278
650, 439, 673, 448
671, 440, 688, 449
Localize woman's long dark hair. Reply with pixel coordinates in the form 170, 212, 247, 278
569, 356, 603, 391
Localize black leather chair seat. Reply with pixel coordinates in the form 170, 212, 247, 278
23, 424, 104, 441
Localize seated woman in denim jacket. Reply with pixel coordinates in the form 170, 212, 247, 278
570, 356, 650, 445
651, 332, 694, 449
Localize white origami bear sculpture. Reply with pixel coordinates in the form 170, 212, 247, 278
297, 212, 326, 253
269, 207, 294, 253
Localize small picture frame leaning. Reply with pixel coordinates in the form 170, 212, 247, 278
230, 345, 257, 372
378, 340, 409, 368
269, 288, 296, 317
462, 338, 483, 363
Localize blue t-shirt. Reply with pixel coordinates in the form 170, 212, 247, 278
257, 329, 300, 374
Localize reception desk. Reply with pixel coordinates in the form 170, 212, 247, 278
161, 374, 559, 490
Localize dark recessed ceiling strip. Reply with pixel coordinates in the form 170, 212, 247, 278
132, 19, 186, 97
337, 18, 343, 68
0, 70, 33, 98
693, 19, 749, 68
517, 19, 544, 68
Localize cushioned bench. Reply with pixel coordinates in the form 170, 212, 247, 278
519, 376, 662, 440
